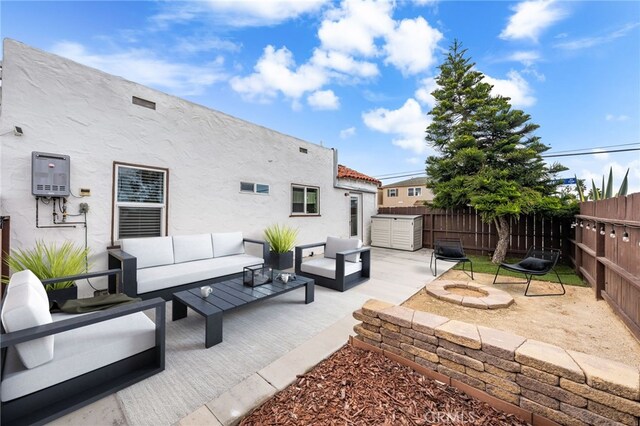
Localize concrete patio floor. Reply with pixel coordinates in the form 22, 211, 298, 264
49, 247, 448, 426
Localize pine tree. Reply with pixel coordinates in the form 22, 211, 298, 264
425, 41, 567, 263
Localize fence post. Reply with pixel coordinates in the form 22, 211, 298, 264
594, 221, 605, 300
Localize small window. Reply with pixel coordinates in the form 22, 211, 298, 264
113, 163, 168, 241
292, 185, 319, 215
132, 96, 156, 110
387, 188, 398, 197
240, 182, 270, 194
299, 147, 308, 154
408, 187, 422, 197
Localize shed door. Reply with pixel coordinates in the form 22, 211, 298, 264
391, 218, 413, 250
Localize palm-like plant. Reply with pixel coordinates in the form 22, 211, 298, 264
575, 167, 629, 201
264, 224, 299, 253
2, 241, 90, 290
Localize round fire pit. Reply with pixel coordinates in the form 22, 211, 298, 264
425, 280, 514, 309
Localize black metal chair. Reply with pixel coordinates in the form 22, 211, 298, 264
492, 247, 564, 297
430, 238, 473, 279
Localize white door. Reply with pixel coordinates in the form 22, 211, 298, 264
349, 193, 362, 240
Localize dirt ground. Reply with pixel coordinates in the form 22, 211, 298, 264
402, 270, 640, 368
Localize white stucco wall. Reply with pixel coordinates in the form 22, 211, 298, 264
0, 39, 377, 295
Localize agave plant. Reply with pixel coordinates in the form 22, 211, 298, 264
575, 167, 629, 202
264, 224, 299, 253
2, 240, 90, 290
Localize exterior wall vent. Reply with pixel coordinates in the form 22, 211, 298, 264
299, 147, 308, 154
132, 96, 156, 110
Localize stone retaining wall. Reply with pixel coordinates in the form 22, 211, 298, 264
353, 299, 640, 426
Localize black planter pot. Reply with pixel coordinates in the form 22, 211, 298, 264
269, 251, 294, 270
46, 285, 78, 305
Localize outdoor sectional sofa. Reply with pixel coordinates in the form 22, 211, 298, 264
0, 269, 165, 426
108, 232, 269, 300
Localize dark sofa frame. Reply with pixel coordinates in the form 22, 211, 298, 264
108, 238, 269, 300
0, 269, 166, 426
295, 242, 371, 292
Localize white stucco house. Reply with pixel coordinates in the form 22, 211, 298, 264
0, 39, 380, 296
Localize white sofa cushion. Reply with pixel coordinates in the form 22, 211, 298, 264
211, 232, 245, 258
0, 311, 156, 402
300, 257, 362, 280
121, 236, 175, 269
173, 234, 214, 263
1, 283, 54, 369
5, 269, 49, 303
324, 237, 362, 263
136, 254, 263, 294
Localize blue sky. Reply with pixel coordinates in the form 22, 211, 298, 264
2, 0, 639, 192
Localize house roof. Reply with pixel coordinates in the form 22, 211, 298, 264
381, 176, 427, 188
337, 164, 381, 186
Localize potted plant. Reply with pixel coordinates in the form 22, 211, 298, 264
2, 240, 90, 304
264, 224, 299, 270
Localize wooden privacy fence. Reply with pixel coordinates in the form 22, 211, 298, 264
377, 206, 571, 259
572, 194, 640, 341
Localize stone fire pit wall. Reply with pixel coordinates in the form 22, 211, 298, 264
353, 300, 640, 426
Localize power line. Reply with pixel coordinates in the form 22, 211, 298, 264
375, 147, 640, 181
545, 142, 639, 155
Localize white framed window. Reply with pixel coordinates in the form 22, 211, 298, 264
113, 163, 168, 242
292, 185, 319, 215
240, 181, 270, 194
387, 188, 398, 197
408, 187, 422, 197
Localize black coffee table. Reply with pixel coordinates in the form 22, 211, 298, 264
172, 274, 314, 348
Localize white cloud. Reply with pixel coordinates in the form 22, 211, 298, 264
406, 157, 423, 165
175, 36, 242, 54
554, 23, 640, 50
506, 50, 541, 66
362, 98, 431, 154
318, 0, 395, 56
484, 70, 536, 107
310, 49, 379, 78
500, 0, 568, 42
383, 17, 443, 75
340, 127, 356, 139
414, 76, 438, 108
573, 158, 640, 195
51, 41, 226, 96
606, 114, 630, 122
153, 0, 328, 28
230, 45, 327, 103
307, 89, 340, 110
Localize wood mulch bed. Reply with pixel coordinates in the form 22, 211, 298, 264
240, 344, 528, 425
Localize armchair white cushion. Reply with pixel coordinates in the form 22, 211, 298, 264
1, 274, 54, 369
300, 258, 362, 279
324, 237, 362, 263
121, 236, 175, 269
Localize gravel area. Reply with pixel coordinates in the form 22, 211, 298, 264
403, 270, 640, 367
241, 344, 528, 425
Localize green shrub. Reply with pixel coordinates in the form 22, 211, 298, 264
2, 240, 90, 290
264, 224, 299, 253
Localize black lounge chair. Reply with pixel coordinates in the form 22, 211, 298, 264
492, 246, 564, 297
429, 238, 473, 279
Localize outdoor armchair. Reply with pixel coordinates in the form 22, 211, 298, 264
430, 238, 474, 279
1, 269, 165, 426
492, 246, 564, 297
295, 237, 371, 292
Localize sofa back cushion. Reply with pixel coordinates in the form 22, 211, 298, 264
173, 234, 214, 263
324, 237, 362, 263
1, 274, 55, 369
121, 236, 175, 269
211, 232, 245, 257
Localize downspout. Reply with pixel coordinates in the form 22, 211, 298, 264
332, 148, 378, 194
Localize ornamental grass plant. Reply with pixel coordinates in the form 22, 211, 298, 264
3, 240, 90, 290
264, 224, 299, 253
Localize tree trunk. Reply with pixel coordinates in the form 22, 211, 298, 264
492, 216, 510, 264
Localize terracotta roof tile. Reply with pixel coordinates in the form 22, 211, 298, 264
337, 164, 381, 186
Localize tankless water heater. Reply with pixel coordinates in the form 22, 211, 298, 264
31, 151, 70, 197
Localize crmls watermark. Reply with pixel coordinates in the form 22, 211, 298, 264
423, 411, 480, 423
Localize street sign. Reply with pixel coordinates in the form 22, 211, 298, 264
562, 178, 577, 185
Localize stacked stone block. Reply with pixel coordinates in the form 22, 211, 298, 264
353, 299, 640, 426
